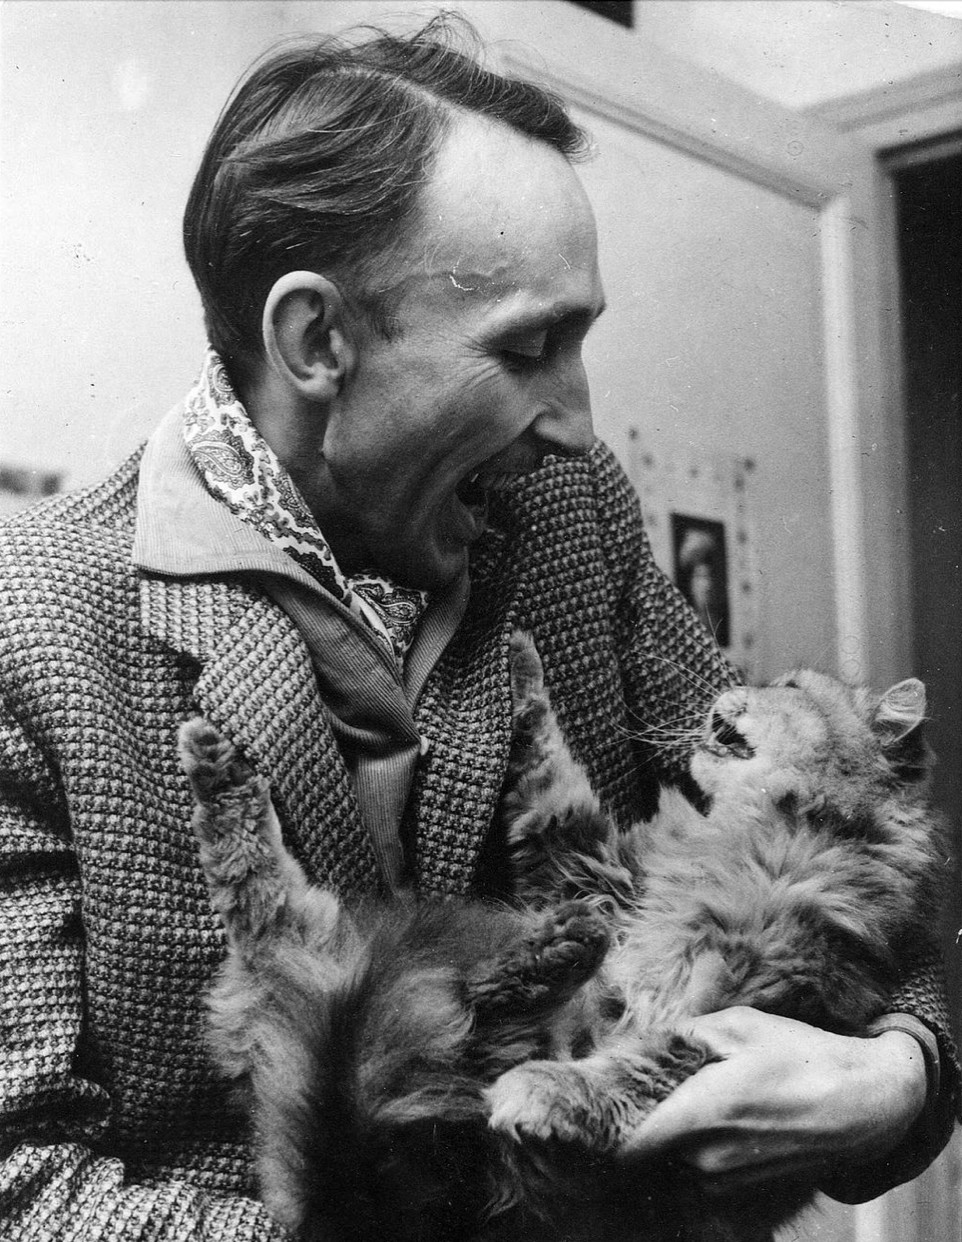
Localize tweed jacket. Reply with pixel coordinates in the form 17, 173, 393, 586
0, 438, 957, 1240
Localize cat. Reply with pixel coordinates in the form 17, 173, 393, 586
178, 631, 945, 1242
485, 632, 946, 1238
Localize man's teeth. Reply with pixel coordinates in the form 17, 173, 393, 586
464, 471, 518, 490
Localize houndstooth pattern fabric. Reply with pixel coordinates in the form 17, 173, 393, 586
0, 439, 958, 1240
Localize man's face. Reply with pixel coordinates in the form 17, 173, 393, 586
305, 113, 605, 592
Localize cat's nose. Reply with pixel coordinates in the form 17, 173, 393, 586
711, 711, 745, 749
705, 688, 754, 757
711, 687, 748, 724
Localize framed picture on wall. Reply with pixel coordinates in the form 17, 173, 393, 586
670, 512, 731, 649
627, 437, 759, 679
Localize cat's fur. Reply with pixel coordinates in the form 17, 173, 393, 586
178, 632, 945, 1242
485, 634, 946, 1239
178, 719, 617, 1242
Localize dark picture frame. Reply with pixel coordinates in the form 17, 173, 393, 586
566, 2, 634, 29
670, 513, 731, 648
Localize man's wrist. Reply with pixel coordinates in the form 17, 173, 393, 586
818, 1018, 941, 1202
867, 1013, 940, 1111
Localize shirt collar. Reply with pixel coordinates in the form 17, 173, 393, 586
137, 350, 430, 665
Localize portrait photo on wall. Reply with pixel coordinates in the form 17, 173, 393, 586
627, 438, 759, 679
671, 513, 731, 649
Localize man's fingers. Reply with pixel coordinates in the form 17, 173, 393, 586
620, 1009, 928, 1184
619, 1064, 730, 1159
688, 1145, 830, 1193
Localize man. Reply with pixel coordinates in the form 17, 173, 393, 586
0, 17, 957, 1239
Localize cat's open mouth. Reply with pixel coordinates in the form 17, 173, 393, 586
703, 713, 755, 760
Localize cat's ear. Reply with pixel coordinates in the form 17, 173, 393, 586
873, 679, 931, 778
873, 678, 926, 741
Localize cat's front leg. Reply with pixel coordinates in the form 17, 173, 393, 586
178, 718, 340, 957
179, 718, 348, 1083
465, 899, 609, 1018
486, 1031, 712, 1150
503, 631, 633, 909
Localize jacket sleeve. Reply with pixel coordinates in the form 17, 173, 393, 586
0, 693, 290, 1241
588, 439, 961, 1198
818, 944, 961, 1204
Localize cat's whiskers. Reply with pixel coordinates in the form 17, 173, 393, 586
623, 699, 714, 755
646, 650, 741, 697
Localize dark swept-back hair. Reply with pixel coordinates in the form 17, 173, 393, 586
183, 14, 588, 386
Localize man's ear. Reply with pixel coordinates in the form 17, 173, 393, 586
261, 271, 358, 403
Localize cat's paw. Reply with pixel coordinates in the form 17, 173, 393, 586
465, 901, 608, 1015
535, 900, 610, 989
178, 718, 255, 800
486, 1062, 590, 1144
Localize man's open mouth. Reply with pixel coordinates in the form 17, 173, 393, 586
455, 465, 536, 508
456, 471, 489, 510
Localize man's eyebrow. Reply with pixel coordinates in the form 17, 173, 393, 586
496, 299, 607, 334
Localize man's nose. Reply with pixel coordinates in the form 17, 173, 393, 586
532, 358, 594, 456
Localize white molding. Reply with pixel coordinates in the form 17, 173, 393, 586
500, 48, 839, 207
819, 195, 872, 682
806, 62, 962, 151
885, 129, 962, 168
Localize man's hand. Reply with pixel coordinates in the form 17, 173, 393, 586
621, 1007, 928, 1189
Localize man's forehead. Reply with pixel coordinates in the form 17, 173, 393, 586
403, 200, 602, 315
374, 113, 603, 321
392, 246, 604, 330
410, 254, 593, 301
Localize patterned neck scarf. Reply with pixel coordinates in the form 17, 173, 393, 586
182, 349, 429, 663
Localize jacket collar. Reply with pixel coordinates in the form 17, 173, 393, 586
133, 402, 329, 587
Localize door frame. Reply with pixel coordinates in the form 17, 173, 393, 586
809, 65, 962, 1242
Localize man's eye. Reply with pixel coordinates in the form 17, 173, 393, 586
502, 350, 544, 371
501, 336, 549, 370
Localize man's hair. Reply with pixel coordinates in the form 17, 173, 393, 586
183, 15, 588, 385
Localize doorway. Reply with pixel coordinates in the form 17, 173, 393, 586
883, 136, 962, 1242
889, 139, 962, 1051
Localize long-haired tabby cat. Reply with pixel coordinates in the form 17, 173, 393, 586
178, 632, 945, 1242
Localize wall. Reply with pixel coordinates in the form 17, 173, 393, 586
632, 0, 962, 110
1, 1, 283, 486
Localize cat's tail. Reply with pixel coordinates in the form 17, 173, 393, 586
178, 718, 324, 954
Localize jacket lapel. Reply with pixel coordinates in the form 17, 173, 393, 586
408, 523, 521, 896
140, 572, 379, 897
